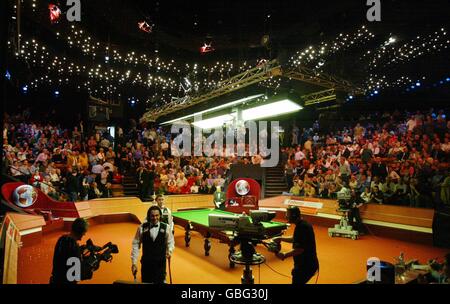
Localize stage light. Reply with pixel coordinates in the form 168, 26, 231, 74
5, 70, 11, 80
349, 95, 354, 99
446, 77, 450, 82
160, 94, 265, 125
138, 21, 153, 33
242, 99, 302, 121
374, 90, 379, 94
49, 4, 61, 24
192, 114, 236, 129
22, 85, 28, 93
415, 82, 421, 87
200, 43, 214, 54
54, 90, 60, 96
181, 77, 192, 92
385, 37, 397, 45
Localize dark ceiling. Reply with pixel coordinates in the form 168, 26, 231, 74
5, 0, 450, 121
20, 0, 450, 60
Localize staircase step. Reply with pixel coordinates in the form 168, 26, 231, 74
265, 192, 284, 195
265, 194, 282, 198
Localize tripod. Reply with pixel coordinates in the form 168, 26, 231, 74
229, 238, 265, 284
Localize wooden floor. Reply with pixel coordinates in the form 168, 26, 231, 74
17, 221, 449, 284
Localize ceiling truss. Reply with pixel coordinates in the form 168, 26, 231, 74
141, 59, 364, 122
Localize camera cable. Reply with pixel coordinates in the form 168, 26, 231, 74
263, 262, 291, 279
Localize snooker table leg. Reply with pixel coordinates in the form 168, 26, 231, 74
204, 232, 211, 256
184, 223, 191, 247
228, 244, 236, 268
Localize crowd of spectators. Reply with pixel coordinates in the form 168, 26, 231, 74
3, 112, 118, 201
2, 107, 449, 209
283, 108, 450, 209
2, 111, 238, 202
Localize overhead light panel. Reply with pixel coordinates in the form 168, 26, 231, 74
242, 99, 302, 121
191, 114, 236, 129
160, 94, 264, 125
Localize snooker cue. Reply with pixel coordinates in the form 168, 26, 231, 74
168, 256, 173, 284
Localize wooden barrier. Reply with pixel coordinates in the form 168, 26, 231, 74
85, 195, 215, 223
165, 194, 214, 212
259, 196, 434, 232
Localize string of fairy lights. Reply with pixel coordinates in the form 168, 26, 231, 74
8, 1, 450, 107
61, 24, 253, 89
289, 26, 376, 70
363, 27, 449, 95
366, 28, 448, 70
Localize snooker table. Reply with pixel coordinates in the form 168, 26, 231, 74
172, 208, 288, 268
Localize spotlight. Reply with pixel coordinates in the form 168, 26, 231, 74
138, 21, 153, 33
415, 82, 421, 87
48, 4, 62, 24
181, 77, 192, 93
446, 78, 450, 82
22, 85, 28, 93
200, 36, 214, 54
105, 56, 110, 62
373, 90, 379, 95
200, 43, 214, 54
5, 70, 11, 80
54, 90, 60, 96
411, 85, 415, 89
385, 37, 396, 45
349, 95, 354, 99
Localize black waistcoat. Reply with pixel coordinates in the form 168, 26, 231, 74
141, 222, 167, 264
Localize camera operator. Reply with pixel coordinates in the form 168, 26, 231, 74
272, 206, 319, 284
155, 194, 174, 233
348, 189, 365, 234
50, 218, 88, 284
131, 205, 175, 283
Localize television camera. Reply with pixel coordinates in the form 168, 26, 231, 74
328, 187, 359, 240
208, 210, 283, 284
79, 239, 119, 280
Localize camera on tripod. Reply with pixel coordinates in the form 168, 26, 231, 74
208, 210, 280, 262
79, 239, 119, 280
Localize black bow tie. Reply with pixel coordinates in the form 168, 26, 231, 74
150, 223, 159, 228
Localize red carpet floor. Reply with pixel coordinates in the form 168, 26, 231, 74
18, 222, 449, 284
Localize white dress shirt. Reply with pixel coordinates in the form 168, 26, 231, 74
160, 206, 174, 232
131, 221, 175, 266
